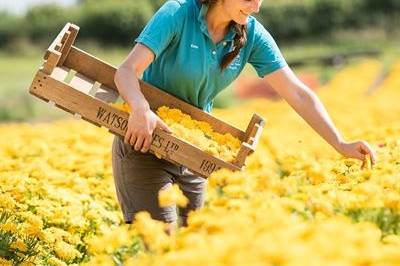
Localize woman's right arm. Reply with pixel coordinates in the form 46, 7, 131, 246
114, 43, 171, 153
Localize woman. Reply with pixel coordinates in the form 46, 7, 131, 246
112, 0, 377, 230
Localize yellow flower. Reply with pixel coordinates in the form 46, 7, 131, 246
10, 239, 28, 252
0, 194, 16, 209
0, 222, 17, 233
157, 106, 241, 162
384, 192, 400, 209
47, 257, 68, 266
133, 212, 170, 252
0, 257, 12, 266
158, 184, 188, 208
87, 226, 131, 254
54, 240, 82, 261
83, 254, 115, 266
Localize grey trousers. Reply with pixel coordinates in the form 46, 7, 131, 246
111, 135, 207, 224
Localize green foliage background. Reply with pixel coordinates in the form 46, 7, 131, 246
0, 0, 399, 47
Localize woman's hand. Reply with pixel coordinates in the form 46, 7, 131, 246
124, 106, 171, 153
335, 140, 377, 169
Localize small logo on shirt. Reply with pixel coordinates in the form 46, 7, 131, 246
190, 44, 199, 49
229, 54, 242, 70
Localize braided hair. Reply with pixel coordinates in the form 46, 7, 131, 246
200, 0, 248, 71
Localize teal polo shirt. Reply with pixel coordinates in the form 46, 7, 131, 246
135, 0, 287, 112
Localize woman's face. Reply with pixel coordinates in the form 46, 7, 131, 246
220, 0, 263, 25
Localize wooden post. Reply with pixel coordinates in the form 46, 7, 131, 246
42, 22, 79, 75
234, 114, 265, 167
58, 24, 80, 66
42, 50, 61, 75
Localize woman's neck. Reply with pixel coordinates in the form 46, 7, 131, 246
205, 4, 231, 43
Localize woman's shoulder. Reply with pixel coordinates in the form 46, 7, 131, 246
247, 16, 264, 33
161, 0, 196, 10
158, 0, 196, 18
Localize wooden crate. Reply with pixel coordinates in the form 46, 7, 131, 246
28, 23, 265, 178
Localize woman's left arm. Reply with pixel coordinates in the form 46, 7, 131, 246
264, 66, 377, 169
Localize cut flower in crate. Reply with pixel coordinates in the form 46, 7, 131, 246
110, 102, 242, 162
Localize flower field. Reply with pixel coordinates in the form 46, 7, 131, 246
1, 58, 400, 265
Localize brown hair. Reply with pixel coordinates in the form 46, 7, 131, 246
200, 0, 248, 71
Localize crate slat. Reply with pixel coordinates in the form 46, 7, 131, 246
58, 24, 79, 66
234, 142, 254, 167
44, 22, 74, 60
233, 114, 265, 167
42, 50, 61, 75
244, 114, 265, 148
64, 46, 116, 89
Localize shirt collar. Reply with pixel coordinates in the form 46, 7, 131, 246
197, 3, 236, 42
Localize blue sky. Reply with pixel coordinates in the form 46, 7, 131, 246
0, 0, 77, 15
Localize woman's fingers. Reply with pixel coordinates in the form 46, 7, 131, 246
141, 134, 153, 153
124, 130, 132, 145
367, 147, 377, 167
134, 135, 145, 151
361, 157, 367, 170
128, 134, 137, 147
357, 141, 377, 170
361, 142, 377, 167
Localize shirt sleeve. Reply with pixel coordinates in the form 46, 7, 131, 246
134, 0, 185, 59
248, 20, 288, 77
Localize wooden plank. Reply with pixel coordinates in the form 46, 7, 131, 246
44, 22, 74, 60
94, 84, 119, 103
248, 123, 263, 147
29, 71, 239, 178
70, 73, 95, 94
246, 114, 265, 149
42, 50, 61, 75
61, 32, 69, 43
64, 46, 246, 140
64, 46, 116, 89
234, 142, 253, 167
58, 31, 71, 58
233, 114, 265, 167
55, 43, 62, 52
58, 24, 79, 66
